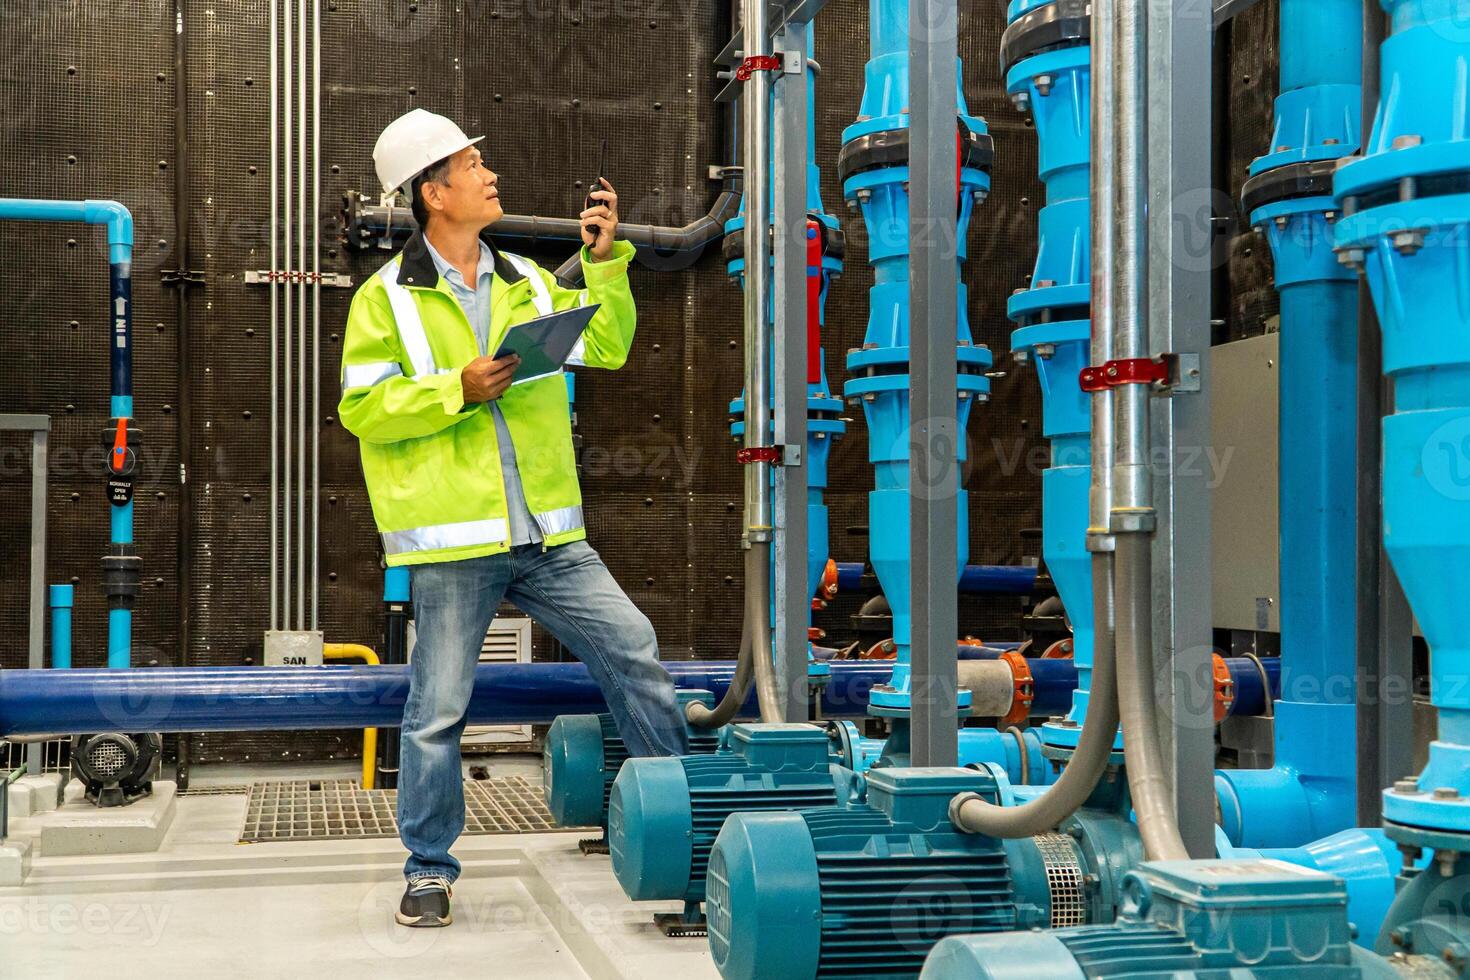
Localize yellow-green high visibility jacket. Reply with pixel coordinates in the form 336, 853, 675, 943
338, 231, 637, 566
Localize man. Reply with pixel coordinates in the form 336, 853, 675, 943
339, 108, 689, 928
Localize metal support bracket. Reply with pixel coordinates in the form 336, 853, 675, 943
160, 268, 208, 287
245, 270, 354, 288
1160, 352, 1202, 393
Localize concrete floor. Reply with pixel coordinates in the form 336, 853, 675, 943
0, 756, 720, 980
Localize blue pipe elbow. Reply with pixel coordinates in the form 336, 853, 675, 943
1214, 701, 1358, 849
1219, 826, 1403, 945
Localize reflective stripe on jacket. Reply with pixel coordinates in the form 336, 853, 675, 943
338, 232, 637, 566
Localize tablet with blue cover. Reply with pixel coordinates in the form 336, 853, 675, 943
493, 304, 600, 384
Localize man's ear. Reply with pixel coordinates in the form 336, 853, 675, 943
422, 180, 446, 216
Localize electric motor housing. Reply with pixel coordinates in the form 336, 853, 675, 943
543, 689, 722, 830
71, 732, 159, 807
609, 723, 847, 904
920, 859, 1418, 980
705, 766, 1073, 980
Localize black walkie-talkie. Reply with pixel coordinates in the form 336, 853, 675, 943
584, 138, 609, 247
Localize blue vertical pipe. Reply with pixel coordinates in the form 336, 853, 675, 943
726, 35, 846, 682
0, 199, 136, 669
1335, 0, 1470, 845
49, 585, 73, 670
841, 0, 992, 719
1217, 0, 1363, 848
1002, 0, 1096, 751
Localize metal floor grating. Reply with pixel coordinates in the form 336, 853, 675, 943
177, 784, 251, 797
239, 776, 585, 842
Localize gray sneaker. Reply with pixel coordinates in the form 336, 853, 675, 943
396, 875, 453, 927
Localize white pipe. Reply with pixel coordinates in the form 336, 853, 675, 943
282, 0, 294, 631
268, 0, 279, 631
296, 0, 307, 630
310, 0, 321, 631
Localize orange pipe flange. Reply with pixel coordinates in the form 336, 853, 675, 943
807, 626, 827, 643
1000, 650, 1035, 726
863, 638, 898, 660
1041, 638, 1074, 659
819, 559, 840, 600
1212, 652, 1236, 723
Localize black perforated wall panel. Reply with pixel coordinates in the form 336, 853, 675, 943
0, 0, 1247, 763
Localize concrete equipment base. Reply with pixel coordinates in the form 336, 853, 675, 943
38, 780, 178, 857
0, 758, 719, 979
0, 838, 32, 886
6, 772, 64, 820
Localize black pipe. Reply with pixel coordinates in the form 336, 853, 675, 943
171, 0, 197, 788
342, 167, 744, 286
376, 585, 410, 790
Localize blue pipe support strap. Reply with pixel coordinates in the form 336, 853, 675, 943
841, 0, 992, 716
0, 660, 895, 738
1335, 0, 1470, 844
1219, 0, 1363, 850
49, 585, 73, 670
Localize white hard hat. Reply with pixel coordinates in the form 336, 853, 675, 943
372, 108, 484, 196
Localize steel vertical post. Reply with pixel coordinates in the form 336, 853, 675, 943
908, 0, 960, 768
773, 23, 811, 723
27, 424, 47, 777
1146, 0, 1216, 856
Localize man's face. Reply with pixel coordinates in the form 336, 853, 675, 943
425, 145, 502, 228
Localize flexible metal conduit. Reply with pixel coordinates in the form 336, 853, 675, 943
949, 551, 1120, 836
687, 545, 765, 728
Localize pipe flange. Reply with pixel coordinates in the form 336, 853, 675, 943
838, 124, 994, 186
1211, 653, 1236, 723
721, 215, 846, 266
1010, 302, 1092, 329
1241, 159, 1339, 217
1000, 0, 1091, 79
1000, 650, 1035, 726
1342, 169, 1470, 215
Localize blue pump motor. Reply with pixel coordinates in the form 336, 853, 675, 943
609, 724, 852, 904
543, 689, 722, 830
921, 859, 1431, 979
705, 766, 1094, 980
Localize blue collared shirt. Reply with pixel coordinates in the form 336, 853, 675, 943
423, 236, 542, 546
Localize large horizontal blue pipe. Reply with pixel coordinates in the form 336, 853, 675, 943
0, 661, 894, 738
832, 562, 1038, 595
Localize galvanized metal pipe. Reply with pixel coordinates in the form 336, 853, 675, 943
295, 0, 307, 630
1087, 0, 1117, 548
282, 0, 294, 631
740, 0, 774, 544
268, 0, 280, 631
310, 0, 321, 630
1109, 0, 1152, 531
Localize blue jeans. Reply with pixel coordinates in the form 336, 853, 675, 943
399, 540, 689, 883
